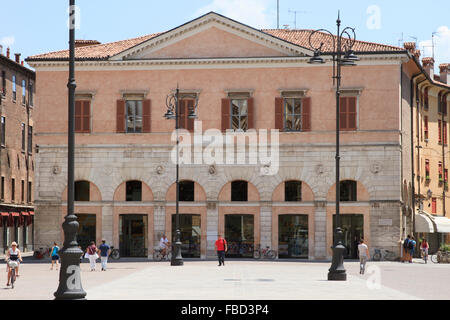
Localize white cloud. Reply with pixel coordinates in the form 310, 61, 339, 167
0, 36, 15, 48
194, 0, 273, 29
419, 25, 450, 70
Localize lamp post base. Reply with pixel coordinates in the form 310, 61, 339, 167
327, 271, 347, 281
171, 241, 184, 266
328, 227, 347, 281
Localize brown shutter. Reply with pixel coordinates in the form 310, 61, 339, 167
275, 97, 284, 131
116, 100, 126, 133
179, 99, 186, 129
75, 101, 82, 132
247, 97, 254, 130
82, 100, 90, 133
347, 97, 357, 130
187, 99, 194, 132
302, 97, 311, 131
221, 98, 230, 132
339, 97, 347, 130
142, 99, 151, 133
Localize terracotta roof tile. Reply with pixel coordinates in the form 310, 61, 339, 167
27, 29, 404, 61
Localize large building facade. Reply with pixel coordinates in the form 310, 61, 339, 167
27, 12, 422, 260
0, 47, 35, 253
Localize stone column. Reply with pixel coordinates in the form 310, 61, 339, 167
153, 203, 166, 259
260, 203, 272, 251
101, 204, 113, 245
206, 201, 218, 258
314, 201, 327, 260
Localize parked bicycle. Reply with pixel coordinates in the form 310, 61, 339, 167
254, 246, 277, 259
431, 250, 450, 263
372, 248, 397, 261
33, 247, 50, 259
154, 247, 172, 261
109, 246, 120, 260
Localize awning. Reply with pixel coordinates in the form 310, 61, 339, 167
29, 211, 34, 216
21, 211, 29, 216
433, 216, 450, 233
11, 212, 20, 217
415, 213, 435, 233
0, 212, 9, 216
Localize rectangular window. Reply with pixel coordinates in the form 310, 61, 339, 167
126, 100, 143, 133
22, 79, 26, 104
126, 181, 142, 201
285, 181, 302, 201
1, 177, 4, 200
29, 82, 33, 106
28, 182, 32, 203
11, 178, 15, 202
339, 97, 357, 131
439, 120, 442, 143
231, 181, 248, 201
444, 121, 448, 145
12, 75, 16, 101
424, 116, 428, 140
340, 180, 357, 201
439, 162, 443, 182
21, 123, 25, 152
179, 99, 195, 131
74, 181, 90, 201
424, 88, 429, 110
21, 180, 24, 203
432, 197, 437, 214
1, 71, 5, 95
445, 169, 448, 188
1, 116, 5, 147
27, 126, 32, 154
284, 98, 302, 131
231, 99, 248, 131
179, 180, 194, 201
75, 100, 91, 133
425, 159, 430, 180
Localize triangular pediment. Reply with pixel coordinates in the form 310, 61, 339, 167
111, 12, 312, 61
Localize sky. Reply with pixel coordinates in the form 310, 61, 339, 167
1, 0, 449, 72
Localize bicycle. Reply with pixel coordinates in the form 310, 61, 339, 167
372, 248, 397, 261
254, 246, 277, 259
154, 248, 172, 261
33, 247, 50, 259
109, 246, 120, 260
431, 250, 450, 263
7, 260, 19, 289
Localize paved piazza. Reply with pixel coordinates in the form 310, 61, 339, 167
0, 258, 448, 300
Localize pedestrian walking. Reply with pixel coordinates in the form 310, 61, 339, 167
215, 234, 227, 266
421, 238, 429, 264
358, 239, 369, 275
402, 235, 411, 263
98, 240, 110, 271
50, 242, 60, 270
86, 241, 99, 271
409, 236, 416, 263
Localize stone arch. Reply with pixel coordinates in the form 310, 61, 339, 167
272, 179, 314, 202
165, 179, 207, 201
326, 179, 369, 201
218, 179, 260, 201
113, 180, 153, 201
61, 180, 102, 201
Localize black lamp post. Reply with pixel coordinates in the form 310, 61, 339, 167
164, 86, 198, 266
308, 12, 359, 281
54, 0, 86, 299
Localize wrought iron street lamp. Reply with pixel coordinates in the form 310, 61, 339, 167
54, 0, 86, 299
308, 12, 359, 281
164, 86, 198, 266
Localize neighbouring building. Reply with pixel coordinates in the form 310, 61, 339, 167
27, 12, 447, 260
406, 40, 450, 252
0, 46, 35, 253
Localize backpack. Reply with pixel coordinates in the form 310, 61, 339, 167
403, 239, 409, 249
408, 240, 415, 250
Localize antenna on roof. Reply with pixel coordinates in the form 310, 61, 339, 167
283, 24, 290, 29
277, 0, 279, 29
288, 9, 307, 29
409, 36, 417, 45
397, 32, 403, 47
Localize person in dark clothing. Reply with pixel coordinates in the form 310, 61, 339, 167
215, 234, 228, 266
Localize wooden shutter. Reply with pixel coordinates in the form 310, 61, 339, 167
221, 98, 230, 132
444, 121, 448, 144
116, 100, 126, 133
302, 97, 311, 131
142, 99, 151, 133
432, 198, 437, 213
347, 97, 357, 130
339, 97, 347, 130
187, 99, 194, 132
75, 101, 82, 132
424, 116, 428, 139
179, 99, 186, 129
247, 97, 254, 130
82, 100, 90, 133
439, 120, 442, 143
275, 97, 284, 130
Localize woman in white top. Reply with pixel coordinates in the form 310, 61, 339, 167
5, 242, 22, 286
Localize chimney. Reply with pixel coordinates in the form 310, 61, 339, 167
6, 47, 10, 59
14, 53, 20, 63
422, 57, 435, 79
414, 49, 421, 60
440, 63, 450, 84
403, 42, 416, 55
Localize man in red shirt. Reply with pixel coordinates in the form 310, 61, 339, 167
215, 234, 228, 266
